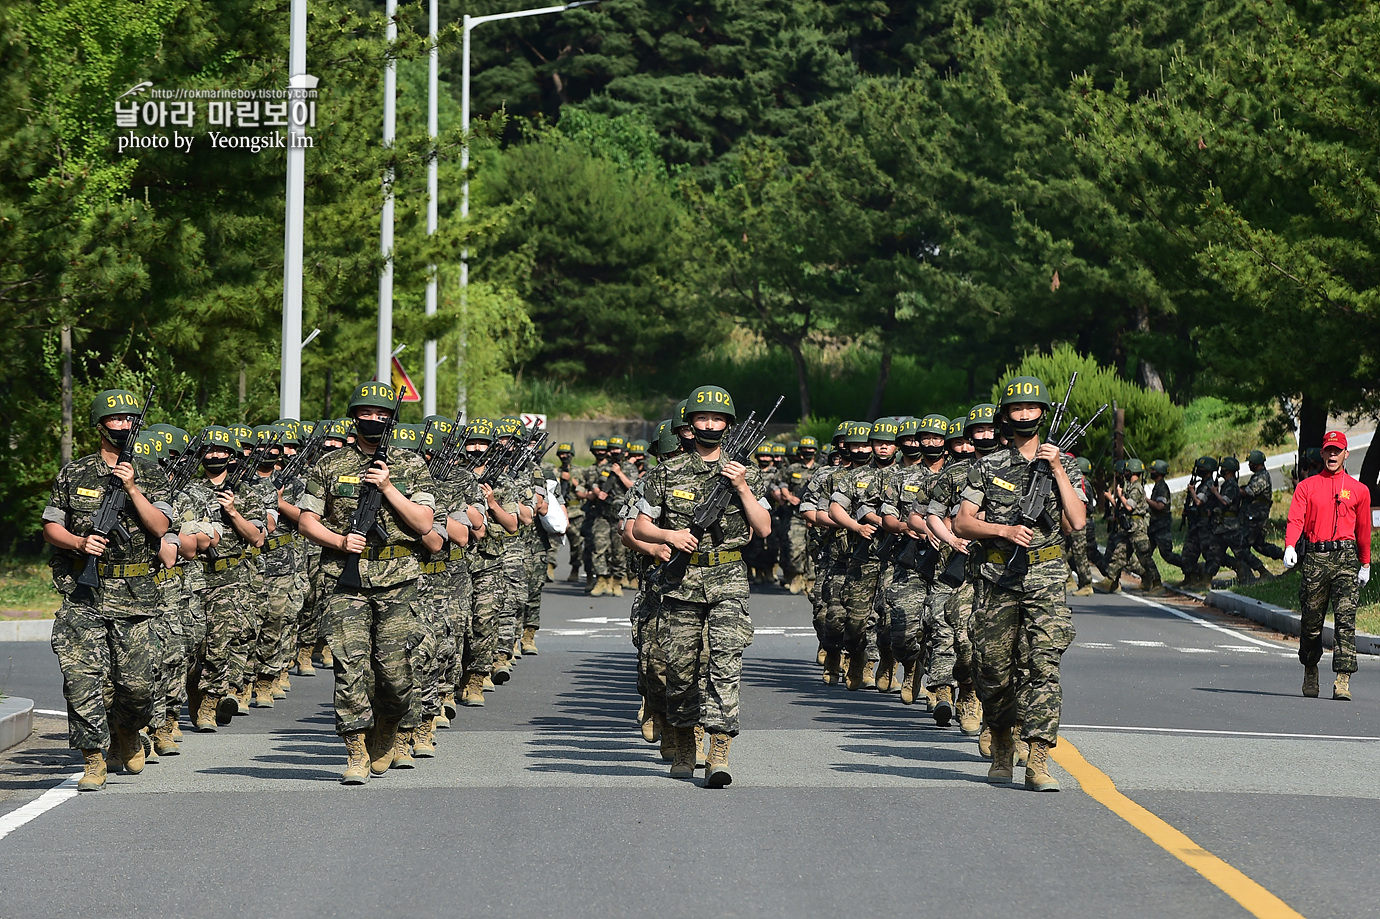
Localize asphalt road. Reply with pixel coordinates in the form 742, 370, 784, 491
1, 563, 1374, 919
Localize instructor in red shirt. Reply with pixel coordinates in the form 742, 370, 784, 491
1284, 431, 1372, 701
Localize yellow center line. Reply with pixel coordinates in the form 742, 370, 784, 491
1052, 740, 1307, 919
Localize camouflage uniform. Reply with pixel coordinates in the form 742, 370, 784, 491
432, 470, 482, 701
778, 459, 817, 583
962, 447, 1086, 746
1102, 478, 1161, 588
625, 481, 668, 718
828, 462, 885, 664
639, 453, 764, 735
495, 475, 536, 662
879, 460, 940, 667
44, 453, 175, 750
556, 457, 584, 577
251, 472, 300, 684
925, 458, 974, 690
800, 462, 844, 646
1241, 465, 1282, 568
1204, 474, 1248, 582
1180, 476, 1216, 579
1299, 544, 1363, 675
1147, 477, 1181, 567
300, 443, 436, 735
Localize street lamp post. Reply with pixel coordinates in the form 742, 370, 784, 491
377, 0, 398, 384
456, 1, 597, 419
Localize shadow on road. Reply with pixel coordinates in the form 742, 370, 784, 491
0, 718, 81, 794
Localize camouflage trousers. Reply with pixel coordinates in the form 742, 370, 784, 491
783, 516, 813, 580
1180, 519, 1212, 577
885, 566, 929, 665
327, 581, 417, 735
51, 598, 155, 751
829, 557, 880, 661
1205, 521, 1248, 582
255, 570, 297, 679
563, 508, 584, 574
496, 548, 529, 653
662, 596, 753, 735
153, 574, 192, 721
633, 583, 668, 718
1104, 527, 1144, 577
925, 578, 971, 690
584, 515, 625, 579
523, 543, 545, 630
199, 569, 255, 697
464, 561, 504, 675
227, 567, 264, 691
1234, 523, 1271, 577
1066, 527, 1099, 587
1243, 518, 1284, 561
972, 572, 1075, 746
297, 549, 326, 654
872, 565, 894, 663
406, 575, 443, 729
1105, 522, 1161, 588
1148, 518, 1182, 567
808, 544, 838, 645
1298, 544, 1362, 674
436, 555, 473, 699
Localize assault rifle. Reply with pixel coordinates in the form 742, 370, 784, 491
650, 396, 784, 590
167, 430, 207, 495
222, 432, 280, 497
427, 421, 466, 481
77, 385, 156, 589
274, 424, 327, 488
337, 385, 408, 589
999, 373, 1108, 588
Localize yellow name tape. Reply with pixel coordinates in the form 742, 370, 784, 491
338, 475, 361, 484
76, 487, 101, 498
993, 477, 1017, 492
671, 489, 695, 501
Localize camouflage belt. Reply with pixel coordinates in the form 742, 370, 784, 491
360, 544, 414, 561
687, 549, 743, 567
447, 545, 467, 562
153, 565, 186, 585
263, 533, 297, 552
420, 560, 447, 574
987, 545, 1064, 566
202, 555, 243, 573
492, 528, 520, 539
96, 562, 151, 578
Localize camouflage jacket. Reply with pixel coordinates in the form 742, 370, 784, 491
300, 441, 437, 589
1242, 468, 1274, 523
1149, 479, 1172, 527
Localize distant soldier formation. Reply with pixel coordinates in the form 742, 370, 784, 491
43, 375, 1367, 794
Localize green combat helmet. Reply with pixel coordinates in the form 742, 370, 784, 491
674, 400, 690, 430
423, 414, 456, 436
1219, 456, 1240, 473
946, 416, 968, 441
1076, 457, 1092, 475
590, 437, 609, 452
788, 440, 801, 455
1113, 458, 1127, 475
798, 435, 819, 453
772, 442, 788, 458
833, 421, 853, 445
656, 420, 678, 456
347, 381, 398, 414
919, 414, 950, 437
133, 433, 165, 462
1247, 450, 1266, 466
628, 439, 648, 457
90, 389, 142, 427
465, 419, 495, 444
607, 435, 627, 453
967, 403, 997, 426
755, 442, 773, 459
843, 421, 873, 444
686, 385, 736, 421
1151, 459, 1169, 475
998, 376, 1052, 409
869, 418, 900, 442
203, 426, 236, 450
556, 442, 574, 455
1125, 458, 1145, 475
1195, 456, 1219, 476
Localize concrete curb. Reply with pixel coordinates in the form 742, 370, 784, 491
0, 696, 35, 753
1205, 589, 1380, 656
0, 620, 54, 642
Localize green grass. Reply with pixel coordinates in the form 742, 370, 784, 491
1171, 396, 1290, 476
0, 559, 60, 617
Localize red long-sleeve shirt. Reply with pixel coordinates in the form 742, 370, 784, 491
1285, 469, 1372, 565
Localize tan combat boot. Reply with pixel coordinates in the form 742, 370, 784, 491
170, 713, 183, 741
957, 685, 982, 736
196, 694, 219, 732
1093, 579, 1120, 595
899, 663, 917, 705
391, 728, 416, 769
705, 733, 734, 788
658, 717, 675, 763
875, 656, 895, 693
922, 687, 937, 712
140, 728, 159, 764
815, 645, 826, 666
610, 579, 624, 597
977, 722, 993, 759
1073, 584, 1094, 597
694, 725, 707, 769
461, 672, 485, 707
113, 724, 145, 774
1333, 673, 1352, 701
567, 567, 581, 583
492, 654, 512, 685
215, 692, 239, 726
861, 659, 877, 690
1025, 740, 1061, 791
822, 651, 841, 685
932, 685, 954, 727
275, 669, 290, 697
669, 726, 696, 778
341, 732, 370, 785
153, 715, 181, 756
368, 719, 400, 776
413, 720, 437, 757
433, 707, 451, 729
319, 644, 334, 668
590, 576, 609, 597
1303, 665, 1320, 698
845, 654, 866, 691
295, 646, 316, 676
254, 675, 276, 709
236, 683, 252, 714
1014, 729, 1030, 767
987, 727, 1015, 784
442, 693, 458, 721
640, 709, 661, 744
522, 626, 538, 656
78, 749, 107, 792
484, 674, 496, 692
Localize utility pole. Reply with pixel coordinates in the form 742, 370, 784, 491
279, 0, 308, 419
376, 0, 398, 383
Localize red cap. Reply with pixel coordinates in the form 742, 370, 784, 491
1321, 430, 1348, 450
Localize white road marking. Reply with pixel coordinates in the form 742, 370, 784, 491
1177, 648, 1216, 654
1064, 724, 1380, 742
34, 709, 67, 717
1216, 645, 1268, 654
1079, 642, 1115, 649
1119, 640, 1166, 647
568, 617, 620, 624
0, 773, 82, 843
1117, 592, 1293, 650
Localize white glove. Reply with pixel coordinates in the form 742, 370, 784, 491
1283, 546, 1298, 569
1360, 565, 1371, 587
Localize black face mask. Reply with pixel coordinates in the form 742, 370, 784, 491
355, 418, 388, 441
873, 449, 895, 467
920, 443, 945, 459
897, 441, 923, 458
693, 427, 725, 447
1009, 419, 1041, 438
203, 458, 230, 474
102, 425, 132, 449
970, 435, 998, 455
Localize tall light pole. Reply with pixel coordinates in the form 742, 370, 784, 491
279, 0, 308, 419
376, 0, 398, 384
423, 0, 440, 416
457, 0, 598, 418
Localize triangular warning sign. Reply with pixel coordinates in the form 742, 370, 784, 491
391, 356, 421, 403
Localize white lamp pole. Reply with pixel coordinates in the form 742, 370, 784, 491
423, 0, 440, 415
457, 1, 598, 418
279, 0, 308, 418
376, 0, 398, 384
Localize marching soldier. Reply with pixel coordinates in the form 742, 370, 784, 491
1146, 459, 1182, 570
1240, 449, 1283, 578
1095, 458, 1164, 595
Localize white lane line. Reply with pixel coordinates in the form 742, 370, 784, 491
1216, 645, 1268, 654
0, 773, 82, 843
1079, 642, 1115, 649
1177, 648, 1216, 654
1120, 640, 1166, 647
1117, 592, 1294, 650
34, 709, 67, 717
1064, 724, 1380, 742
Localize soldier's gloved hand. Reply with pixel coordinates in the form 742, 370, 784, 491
1359, 565, 1371, 587
1283, 546, 1298, 568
